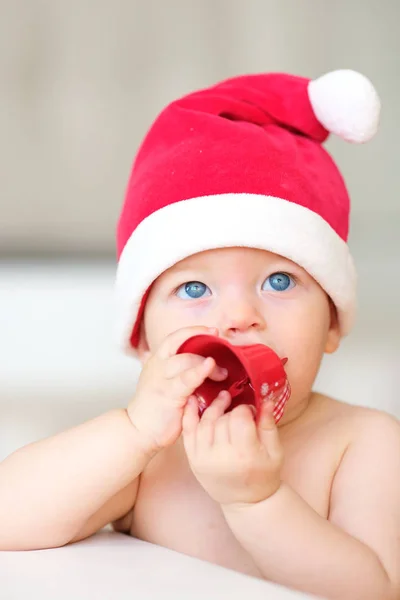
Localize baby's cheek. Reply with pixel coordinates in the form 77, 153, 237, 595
144, 306, 203, 352
288, 353, 321, 398
282, 331, 327, 398
142, 316, 169, 353
168, 304, 215, 333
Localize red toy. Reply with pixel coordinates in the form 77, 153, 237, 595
177, 335, 290, 424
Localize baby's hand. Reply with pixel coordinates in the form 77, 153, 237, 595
127, 326, 227, 455
182, 393, 283, 506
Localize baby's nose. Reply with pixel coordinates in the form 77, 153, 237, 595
219, 296, 266, 337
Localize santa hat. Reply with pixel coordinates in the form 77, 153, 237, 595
115, 69, 380, 354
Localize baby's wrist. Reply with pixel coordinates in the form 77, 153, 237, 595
221, 481, 283, 513
123, 409, 161, 461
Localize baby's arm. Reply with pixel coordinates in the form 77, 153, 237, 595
0, 326, 224, 552
0, 409, 152, 550
222, 411, 400, 600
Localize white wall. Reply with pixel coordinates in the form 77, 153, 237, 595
1, 0, 399, 253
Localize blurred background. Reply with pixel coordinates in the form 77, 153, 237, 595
1, 0, 399, 461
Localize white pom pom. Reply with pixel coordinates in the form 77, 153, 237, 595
308, 69, 380, 143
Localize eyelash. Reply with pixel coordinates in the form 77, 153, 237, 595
262, 272, 296, 292
173, 272, 299, 297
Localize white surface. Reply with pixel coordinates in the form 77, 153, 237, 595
0, 531, 314, 600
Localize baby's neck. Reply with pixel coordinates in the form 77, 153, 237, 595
277, 391, 315, 431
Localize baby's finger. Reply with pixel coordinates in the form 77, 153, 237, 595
197, 391, 231, 447
182, 396, 200, 435
157, 326, 219, 359
171, 357, 216, 401
182, 396, 199, 457
214, 413, 231, 446
229, 404, 258, 448
258, 400, 282, 458
201, 390, 231, 423
165, 353, 227, 382
208, 364, 228, 382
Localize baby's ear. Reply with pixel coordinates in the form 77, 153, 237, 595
136, 323, 151, 364
324, 299, 341, 355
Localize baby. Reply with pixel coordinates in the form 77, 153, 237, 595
1, 70, 399, 600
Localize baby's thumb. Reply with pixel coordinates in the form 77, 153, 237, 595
258, 401, 280, 454
258, 400, 275, 427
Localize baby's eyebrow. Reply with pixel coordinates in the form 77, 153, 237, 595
162, 268, 207, 287
267, 259, 303, 272
168, 266, 206, 278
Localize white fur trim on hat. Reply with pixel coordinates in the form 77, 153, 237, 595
308, 69, 380, 143
115, 194, 356, 354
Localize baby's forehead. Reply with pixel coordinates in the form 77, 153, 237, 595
162, 246, 301, 277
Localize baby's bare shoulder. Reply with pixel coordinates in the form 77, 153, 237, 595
311, 393, 399, 437
345, 402, 400, 452
312, 393, 400, 475
297, 393, 400, 467
323, 397, 400, 588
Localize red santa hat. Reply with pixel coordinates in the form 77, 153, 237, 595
115, 69, 380, 354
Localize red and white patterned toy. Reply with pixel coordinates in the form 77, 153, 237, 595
177, 335, 290, 424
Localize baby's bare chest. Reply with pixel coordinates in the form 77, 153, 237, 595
130, 428, 343, 574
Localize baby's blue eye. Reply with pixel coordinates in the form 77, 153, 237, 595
262, 273, 294, 292
176, 281, 211, 299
